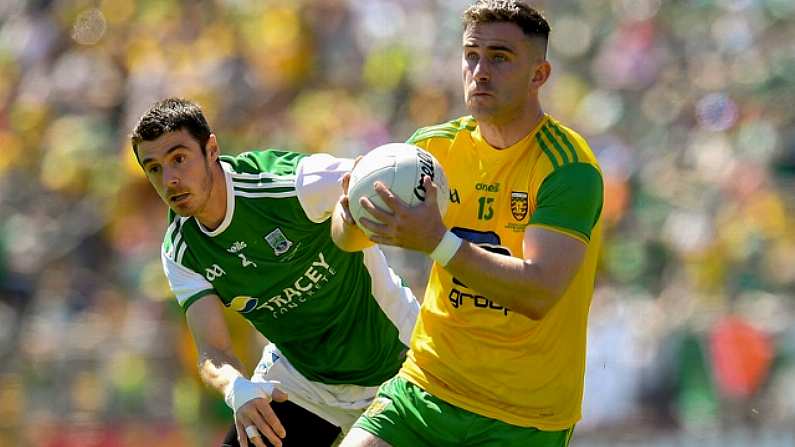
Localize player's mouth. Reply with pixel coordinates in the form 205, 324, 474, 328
170, 192, 191, 205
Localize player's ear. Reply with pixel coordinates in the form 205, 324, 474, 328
206, 133, 219, 162
531, 60, 551, 88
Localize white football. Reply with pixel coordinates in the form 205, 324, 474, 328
348, 143, 449, 236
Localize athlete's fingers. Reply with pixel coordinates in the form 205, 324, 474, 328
235, 420, 249, 447
373, 181, 408, 210
248, 408, 281, 447
422, 175, 439, 207
339, 197, 355, 225
255, 399, 287, 439
237, 415, 267, 447
341, 172, 352, 194
359, 197, 395, 223
358, 216, 390, 237
352, 155, 363, 169
367, 233, 395, 246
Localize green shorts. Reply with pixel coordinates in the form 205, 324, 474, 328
353, 376, 574, 447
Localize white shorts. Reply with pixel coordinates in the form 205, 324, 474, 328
251, 343, 381, 433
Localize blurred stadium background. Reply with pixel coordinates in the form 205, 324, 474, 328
1, 0, 795, 445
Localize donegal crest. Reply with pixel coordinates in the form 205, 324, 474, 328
264, 228, 293, 256
511, 191, 529, 221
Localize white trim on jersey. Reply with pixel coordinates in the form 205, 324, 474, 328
295, 154, 355, 223
228, 167, 295, 181
164, 219, 180, 248
171, 229, 184, 256
161, 247, 214, 306
233, 190, 299, 199
175, 240, 189, 265
195, 161, 237, 237
163, 216, 187, 258
232, 179, 296, 190
361, 247, 420, 347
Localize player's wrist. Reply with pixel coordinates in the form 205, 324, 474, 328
429, 230, 462, 267
224, 376, 273, 412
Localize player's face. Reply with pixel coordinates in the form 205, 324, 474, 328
462, 22, 546, 123
137, 129, 218, 217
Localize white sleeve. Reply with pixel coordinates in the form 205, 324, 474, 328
295, 154, 354, 223
161, 248, 215, 308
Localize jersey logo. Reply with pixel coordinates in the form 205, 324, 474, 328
264, 228, 293, 256
205, 264, 226, 281
228, 241, 258, 268
475, 182, 500, 192
511, 191, 529, 221
227, 241, 247, 253
449, 188, 461, 204
230, 295, 258, 313
364, 396, 392, 418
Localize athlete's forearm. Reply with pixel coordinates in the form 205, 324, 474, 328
197, 347, 247, 398
443, 242, 568, 320
331, 201, 374, 252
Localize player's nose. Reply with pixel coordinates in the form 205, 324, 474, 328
473, 60, 490, 81
163, 166, 180, 187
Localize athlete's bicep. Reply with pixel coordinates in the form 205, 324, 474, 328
522, 226, 587, 299
296, 153, 355, 222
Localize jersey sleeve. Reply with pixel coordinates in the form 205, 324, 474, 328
295, 153, 354, 223
529, 163, 603, 242
161, 248, 216, 311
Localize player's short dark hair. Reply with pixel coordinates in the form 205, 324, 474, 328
463, 1, 550, 52
130, 97, 212, 161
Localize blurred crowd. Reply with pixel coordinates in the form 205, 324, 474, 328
1, 0, 795, 445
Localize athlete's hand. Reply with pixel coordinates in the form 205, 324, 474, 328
359, 175, 447, 253
338, 156, 363, 226
338, 172, 356, 226
228, 378, 289, 447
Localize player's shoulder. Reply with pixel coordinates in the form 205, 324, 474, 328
534, 117, 600, 173
220, 149, 308, 177
406, 116, 478, 146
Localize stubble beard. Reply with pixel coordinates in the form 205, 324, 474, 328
170, 159, 215, 218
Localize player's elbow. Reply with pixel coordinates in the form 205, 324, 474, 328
516, 293, 559, 320
514, 283, 568, 321
515, 261, 577, 319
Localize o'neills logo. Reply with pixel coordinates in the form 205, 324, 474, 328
413, 149, 436, 201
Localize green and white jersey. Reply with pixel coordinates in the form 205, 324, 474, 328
161, 150, 419, 386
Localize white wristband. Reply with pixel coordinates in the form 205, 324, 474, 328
429, 231, 463, 267
224, 376, 275, 412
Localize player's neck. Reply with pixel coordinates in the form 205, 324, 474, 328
479, 104, 544, 150
195, 162, 227, 231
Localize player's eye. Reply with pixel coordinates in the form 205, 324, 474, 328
174, 154, 185, 164
493, 54, 507, 63
465, 52, 479, 62
147, 165, 160, 174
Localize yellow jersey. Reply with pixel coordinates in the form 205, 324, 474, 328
400, 114, 603, 430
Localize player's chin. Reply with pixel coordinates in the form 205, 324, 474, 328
466, 99, 496, 117
169, 202, 195, 216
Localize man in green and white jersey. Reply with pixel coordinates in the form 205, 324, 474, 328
131, 98, 419, 447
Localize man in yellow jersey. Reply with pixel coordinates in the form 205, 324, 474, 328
333, 1, 603, 446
